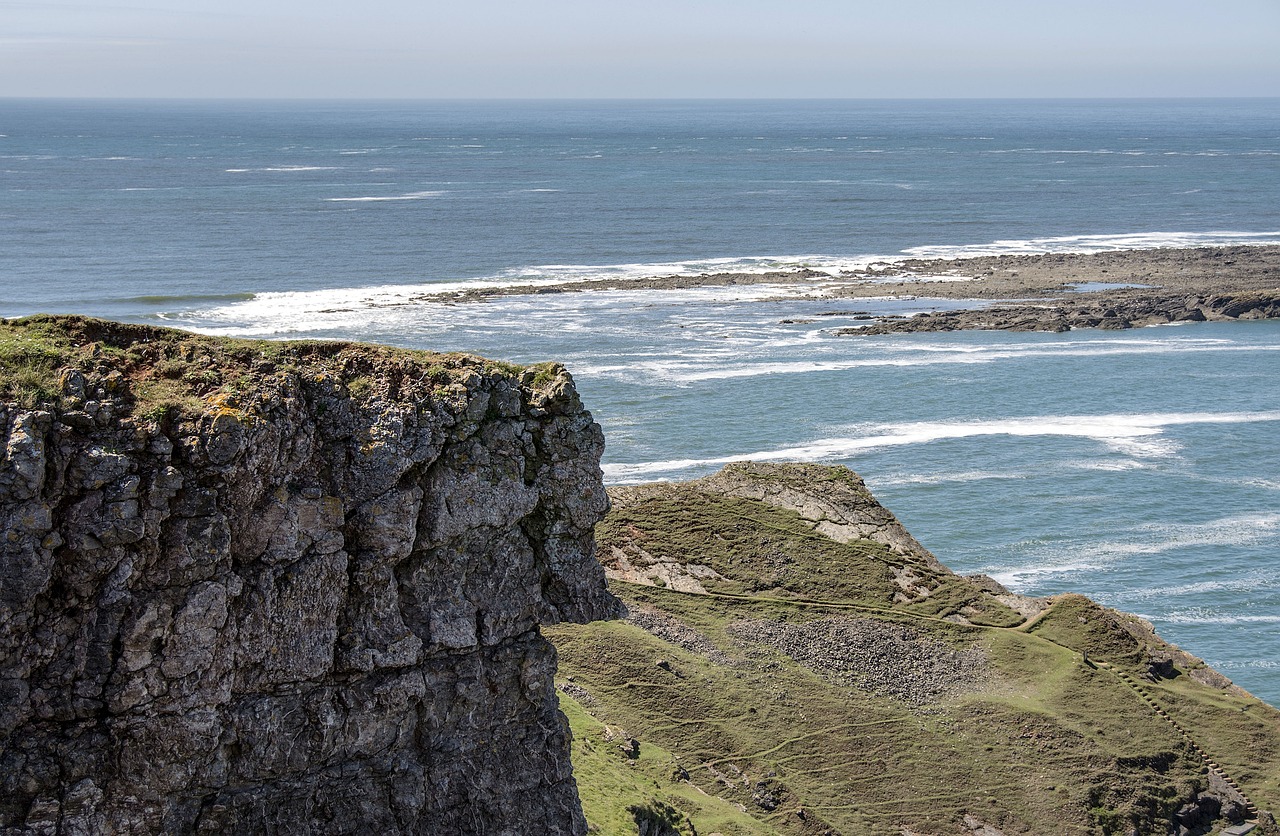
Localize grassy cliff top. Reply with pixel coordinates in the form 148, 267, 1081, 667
0, 315, 564, 419
549, 463, 1280, 836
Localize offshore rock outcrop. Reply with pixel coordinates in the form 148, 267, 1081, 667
0, 317, 621, 834
836, 288, 1280, 336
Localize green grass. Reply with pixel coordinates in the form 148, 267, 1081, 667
562, 692, 777, 835
553, 476, 1280, 835
0, 314, 555, 419
553, 581, 1259, 835
1146, 675, 1280, 803
1025, 594, 1146, 666
0, 318, 76, 407
598, 487, 1022, 627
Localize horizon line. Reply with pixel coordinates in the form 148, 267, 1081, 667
3, 94, 1280, 103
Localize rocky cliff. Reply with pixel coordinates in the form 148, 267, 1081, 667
0, 316, 621, 834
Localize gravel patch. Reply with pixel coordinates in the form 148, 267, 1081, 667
729, 617, 989, 705
627, 606, 735, 666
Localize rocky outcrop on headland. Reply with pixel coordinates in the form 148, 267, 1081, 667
0, 316, 621, 834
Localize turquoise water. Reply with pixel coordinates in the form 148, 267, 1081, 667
2, 99, 1279, 702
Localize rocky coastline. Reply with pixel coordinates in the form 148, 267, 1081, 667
4, 316, 1280, 835
405, 245, 1280, 339
834, 286, 1280, 335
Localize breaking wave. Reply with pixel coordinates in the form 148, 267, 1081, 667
601, 412, 1280, 483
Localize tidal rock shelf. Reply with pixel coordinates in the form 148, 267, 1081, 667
0, 316, 621, 835
396, 245, 1280, 339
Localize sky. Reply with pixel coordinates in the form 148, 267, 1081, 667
2, 0, 1279, 98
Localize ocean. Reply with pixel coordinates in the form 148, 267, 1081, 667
3, 98, 1279, 703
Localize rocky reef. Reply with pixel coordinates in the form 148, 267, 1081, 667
836, 288, 1280, 336
0, 316, 621, 834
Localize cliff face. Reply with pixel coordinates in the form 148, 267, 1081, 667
0, 317, 621, 834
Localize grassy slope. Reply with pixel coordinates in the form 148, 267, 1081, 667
548, 467, 1280, 836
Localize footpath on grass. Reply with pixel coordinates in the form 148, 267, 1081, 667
653, 585, 1261, 826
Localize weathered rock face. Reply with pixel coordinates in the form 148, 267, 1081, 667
0, 318, 621, 834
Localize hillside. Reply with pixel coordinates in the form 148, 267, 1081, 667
547, 463, 1280, 836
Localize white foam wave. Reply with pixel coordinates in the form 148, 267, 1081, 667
658, 339, 1280, 383
486, 254, 875, 284
900, 230, 1280, 260
989, 512, 1280, 591
147, 230, 1280, 317
1156, 609, 1280, 626
1134, 570, 1280, 599
869, 470, 1029, 487
172, 280, 810, 338
600, 412, 1280, 483
1081, 512, 1280, 560
325, 190, 446, 202
986, 563, 1102, 588
1065, 459, 1154, 472
1211, 659, 1280, 669
158, 229, 1280, 338
225, 165, 340, 173
986, 148, 1261, 158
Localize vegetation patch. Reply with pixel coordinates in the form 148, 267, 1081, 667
0, 318, 77, 407
560, 691, 776, 836
553, 467, 1280, 834
597, 485, 1020, 627
1026, 594, 1147, 666
0, 314, 541, 420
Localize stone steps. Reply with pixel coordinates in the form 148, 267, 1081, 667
1104, 664, 1259, 820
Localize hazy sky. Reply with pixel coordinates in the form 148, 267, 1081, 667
3, 0, 1279, 98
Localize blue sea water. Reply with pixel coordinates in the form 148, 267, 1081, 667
3, 99, 1280, 703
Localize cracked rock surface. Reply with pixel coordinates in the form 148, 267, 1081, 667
694, 461, 944, 567
0, 318, 621, 835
